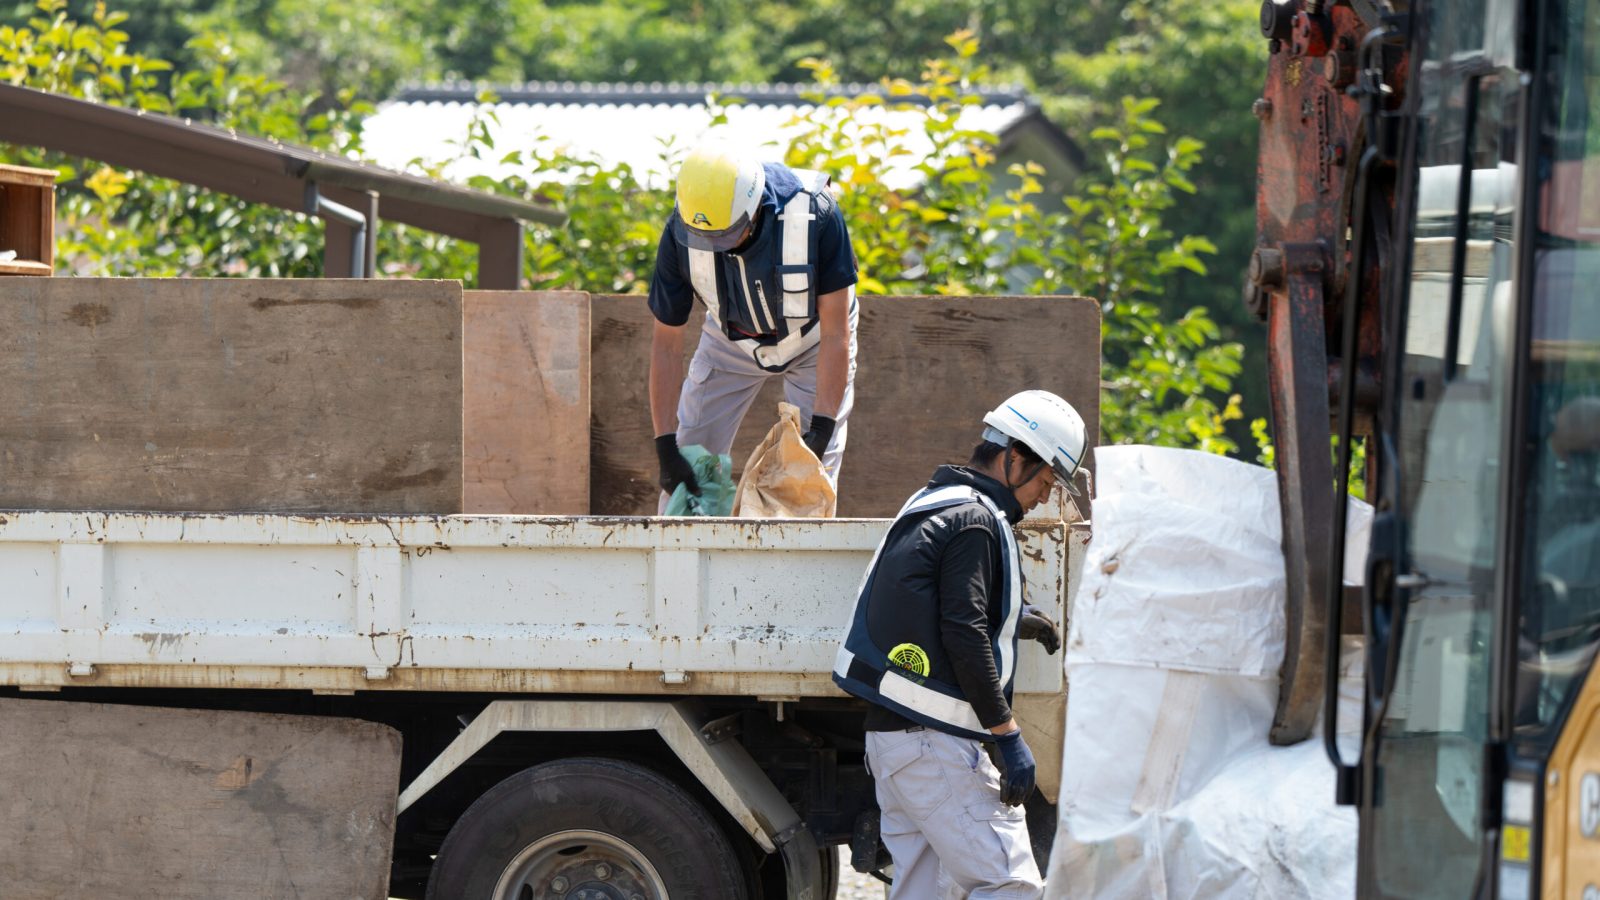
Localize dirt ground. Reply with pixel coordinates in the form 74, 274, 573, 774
836, 847, 889, 899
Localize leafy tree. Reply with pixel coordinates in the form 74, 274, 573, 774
2, 0, 1271, 413
414, 30, 1249, 452
2, 0, 375, 276
1057, 97, 1240, 450
1048, 0, 1270, 431
3, 3, 1249, 454
181, 0, 438, 106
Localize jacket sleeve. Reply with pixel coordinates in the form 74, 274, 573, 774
937, 524, 1012, 729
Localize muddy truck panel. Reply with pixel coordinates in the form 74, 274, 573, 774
0, 512, 1074, 702
0, 511, 1083, 898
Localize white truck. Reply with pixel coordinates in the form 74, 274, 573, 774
0, 506, 1086, 899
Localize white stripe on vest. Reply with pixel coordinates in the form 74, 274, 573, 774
832, 483, 1022, 739
686, 168, 832, 371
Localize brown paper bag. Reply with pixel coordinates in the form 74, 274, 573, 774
732, 402, 838, 518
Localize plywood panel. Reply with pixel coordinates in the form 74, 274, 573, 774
0, 698, 401, 899
0, 278, 462, 513
591, 295, 1100, 517
463, 290, 590, 514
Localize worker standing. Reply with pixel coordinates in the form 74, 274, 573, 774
647, 143, 858, 507
832, 390, 1084, 898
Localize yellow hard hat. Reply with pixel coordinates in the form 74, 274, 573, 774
674, 144, 766, 252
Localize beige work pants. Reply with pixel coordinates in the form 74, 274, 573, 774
866, 727, 1044, 900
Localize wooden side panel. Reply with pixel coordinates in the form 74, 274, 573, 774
0, 697, 402, 899
38, 179, 53, 271
463, 290, 590, 514
0, 278, 463, 513
0, 164, 55, 275
591, 295, 1101, 517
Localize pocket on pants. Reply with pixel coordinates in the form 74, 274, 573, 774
958, 799, 1040, 894
676, 354, 717, 431
969, 741, 1004, 795
870, 732, 952, 822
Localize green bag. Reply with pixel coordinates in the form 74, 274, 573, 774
664, 444, 735, 516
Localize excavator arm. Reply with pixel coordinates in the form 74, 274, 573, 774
1247, 0, 1405, 744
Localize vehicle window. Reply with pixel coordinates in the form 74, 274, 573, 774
1515, 0, 1600, 742
1369, 0, 1519, 894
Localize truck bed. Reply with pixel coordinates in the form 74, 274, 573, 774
0, 511, 1083, 698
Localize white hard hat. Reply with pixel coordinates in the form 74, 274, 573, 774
673, 143, 767, 252
982, 390, 1087, 495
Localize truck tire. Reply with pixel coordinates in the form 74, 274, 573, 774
426, 757, 746, 900
817, 845, 841, 898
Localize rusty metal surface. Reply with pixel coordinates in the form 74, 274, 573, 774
1250, 0, 1403, 744
1266, 243, 1337, 745
1255, 3, 1370, 265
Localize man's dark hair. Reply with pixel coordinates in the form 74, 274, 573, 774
969, 439, 1042, 468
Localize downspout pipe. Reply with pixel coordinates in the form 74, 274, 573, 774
304, 181, 367, 278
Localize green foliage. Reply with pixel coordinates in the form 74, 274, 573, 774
1250, 419, 1369, 501
779, 32, 1023, 297
377, 91, 673, 290
1251, 417, 1276, 469
5, 3, 1251, 454
1335, 435, 1368, 501
1, 0, 371, 277
3, 0, 1268, 362
181, 0, 436, 107
1047, 0, 1270, 430
428, 31, 1247, 453
2, 0, 170, 103
1048, 98, 1240, 451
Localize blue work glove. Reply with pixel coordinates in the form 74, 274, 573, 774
803, 414, 836, 459
993, 728, 1036, 807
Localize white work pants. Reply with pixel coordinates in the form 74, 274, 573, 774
664, 304, 858, 511
866, 727, 1044, 900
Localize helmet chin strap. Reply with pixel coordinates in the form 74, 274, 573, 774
1002, 445, 1049, 491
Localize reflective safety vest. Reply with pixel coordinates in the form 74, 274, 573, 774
832, 484, 1023, 741
685, 168, 837, 372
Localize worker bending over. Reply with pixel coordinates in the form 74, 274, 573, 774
833, 390, 1084, 899
647, 143, 858, 506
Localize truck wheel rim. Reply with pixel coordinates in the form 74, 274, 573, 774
494, 828, 669, 900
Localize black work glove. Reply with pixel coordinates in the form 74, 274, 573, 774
993, 728, 1037, 807
655, 433, 699, 497
1018, 603, 1061, 654
802, 414, 836, 460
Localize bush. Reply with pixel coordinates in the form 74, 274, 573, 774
2, 5, 1246, 453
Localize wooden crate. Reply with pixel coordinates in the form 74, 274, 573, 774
590, 295, 1102, 517
0, 163, 55, 277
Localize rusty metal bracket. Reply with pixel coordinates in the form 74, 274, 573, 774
1265, 241, 1335, 746
700, 712, 743, 745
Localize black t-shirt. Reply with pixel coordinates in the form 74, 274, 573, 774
646, 162, 858, 327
